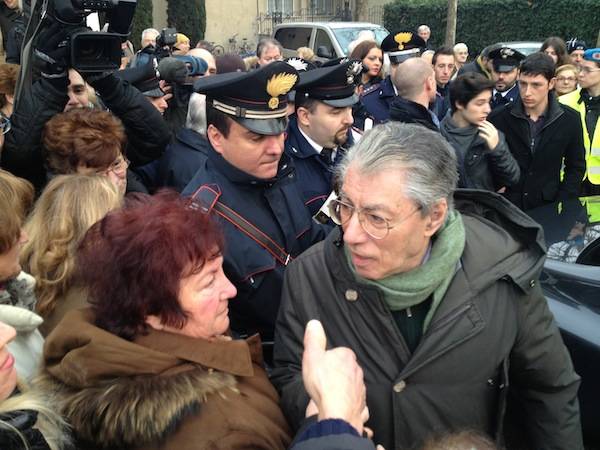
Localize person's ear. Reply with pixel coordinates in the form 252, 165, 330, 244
5, 94, 14, 105
207, 124, 225, 155
424, 199, 448, 237
296, 106, 311, 128
548, 77, 556, 91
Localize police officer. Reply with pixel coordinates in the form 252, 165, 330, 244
489, 46, 525, 110
360, 31, 426, 124
285, 59, 362, 216
182, 62, 328, 347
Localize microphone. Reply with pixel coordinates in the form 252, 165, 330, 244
157, 57, 188, 85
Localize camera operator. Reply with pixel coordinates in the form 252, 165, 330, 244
0, 22, 171, 193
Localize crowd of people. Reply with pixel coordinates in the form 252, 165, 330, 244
0, 8, 597, 449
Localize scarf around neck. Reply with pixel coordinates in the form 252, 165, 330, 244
345, 209, 466, 330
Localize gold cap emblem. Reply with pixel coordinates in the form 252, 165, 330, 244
394, 32, 413, 50
266, 72, 298, 110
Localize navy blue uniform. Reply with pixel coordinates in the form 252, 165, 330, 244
491, 84, 520, 110
182, 146, 328, 341
135, 128, 210, 192
360, 76, 396, 124
284, 116, 352, 216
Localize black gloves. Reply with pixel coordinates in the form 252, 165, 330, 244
33, 22, 70, 79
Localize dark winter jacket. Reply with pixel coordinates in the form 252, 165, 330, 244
37, 308, 291, 450
182, 146, 328, 342
0, 410, 51, 450
441, 115, 520, 191
134, 127, 210, 193
1, 74, 170, 192
272, 189, 582, 450
489, 93, 586, 210
389, 97, 439, 131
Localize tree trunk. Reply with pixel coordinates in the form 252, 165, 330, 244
445, 0, 458, 46
354, 0, 367, 22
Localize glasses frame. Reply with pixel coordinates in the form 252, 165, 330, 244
329, 197, 423, 240
578, 66, 600, 75
95, 155, 130, 177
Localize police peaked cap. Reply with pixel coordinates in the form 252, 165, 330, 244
295, 59, 363, 108
193, 61, 299, 135
488, 47, 525, 72
381, 31, 426, 64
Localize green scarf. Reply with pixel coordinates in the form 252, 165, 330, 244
345, 210, 466, 331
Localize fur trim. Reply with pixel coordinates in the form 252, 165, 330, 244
35, 367, 239, 448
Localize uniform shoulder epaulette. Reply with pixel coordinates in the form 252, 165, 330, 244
362, 83, 381, 96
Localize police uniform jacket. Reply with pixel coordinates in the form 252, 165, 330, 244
284, 116, 351, 216
272, 190, 582, 450
182, 146, 328, 342
489, 94, 587, 210
360, 76, 396, 124
491, 84, 520, 110
135, 127, 210, 193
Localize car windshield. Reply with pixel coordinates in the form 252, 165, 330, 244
332, 26, 389, 55
527, 197, 600, 266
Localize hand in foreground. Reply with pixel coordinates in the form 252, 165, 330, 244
302, 320, 369, 434
478, 120, 500, 150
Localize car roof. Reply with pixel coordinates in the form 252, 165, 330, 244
275, 22, 385, 29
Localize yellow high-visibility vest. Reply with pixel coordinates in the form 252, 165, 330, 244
559, 89, 600, 185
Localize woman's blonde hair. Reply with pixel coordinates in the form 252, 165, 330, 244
0, 380, 71, 450
0, 169, 34, 254
21, 175, 122, 317
555, 63, 578, 77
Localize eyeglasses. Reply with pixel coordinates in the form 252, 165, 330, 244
556, 76, 577, 83
95, 155, 129, 177
578, 66, 600, 75
329, 198, 422, 240
0, 114, 11, 135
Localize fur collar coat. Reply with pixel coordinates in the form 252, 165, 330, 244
37, 309, 291, 450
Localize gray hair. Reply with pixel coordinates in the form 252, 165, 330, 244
417, 25, 431, 34
141, 28, 160, 45
453, 42, 468, 52
186, 93, 207, 135
256, 38, 283, 57
336, 122, 458, 213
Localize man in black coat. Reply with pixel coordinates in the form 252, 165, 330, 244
489, 52, 586, 210
389, 58, 439, 130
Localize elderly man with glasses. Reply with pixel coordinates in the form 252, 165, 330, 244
272, 122, 582, 450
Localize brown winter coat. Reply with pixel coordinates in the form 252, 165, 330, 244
37, 308, 291, 450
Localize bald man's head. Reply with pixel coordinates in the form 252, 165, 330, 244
392, 58, 435, 101
188, 48, 217, 76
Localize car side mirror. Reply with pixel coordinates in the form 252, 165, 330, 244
317, 46, 332, 59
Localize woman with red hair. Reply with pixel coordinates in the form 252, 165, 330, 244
37, 191, 291, 450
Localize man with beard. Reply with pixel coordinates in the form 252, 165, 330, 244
285, 59, 362, 216
489, 47, 525, 110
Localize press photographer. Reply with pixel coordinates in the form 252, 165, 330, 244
0, 0, 171, 194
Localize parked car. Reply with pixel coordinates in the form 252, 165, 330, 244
526, 196, 600, 448
273, 22, 389, 61
498, 41, 543, 56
